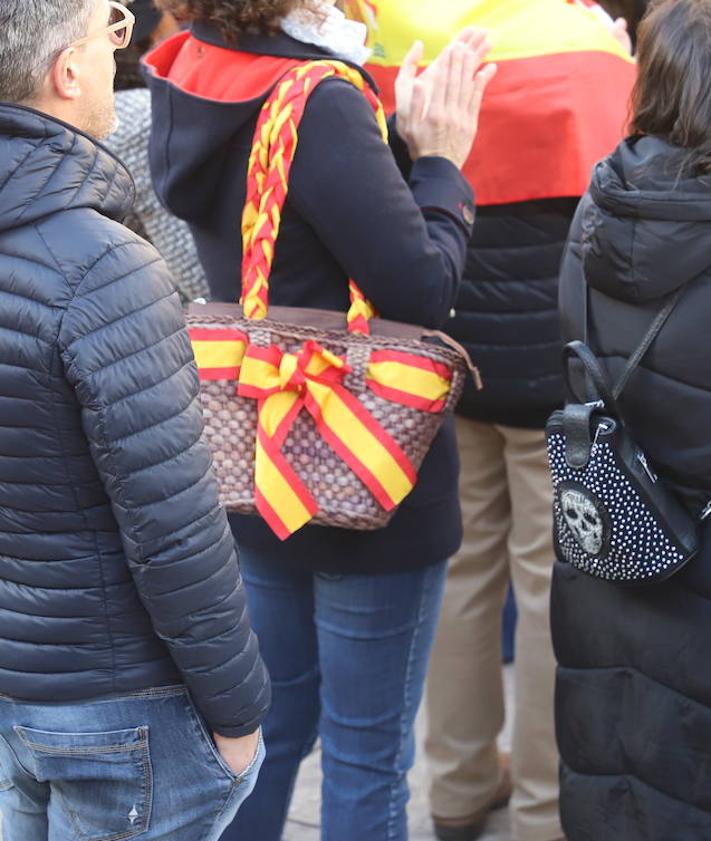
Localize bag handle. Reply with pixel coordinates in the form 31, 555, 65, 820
564, 341, 619, 413
240, 60, 388, 336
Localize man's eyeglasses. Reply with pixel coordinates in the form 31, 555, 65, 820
73, 1, 135, 51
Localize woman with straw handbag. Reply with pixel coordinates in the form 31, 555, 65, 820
144, 2, 495, 838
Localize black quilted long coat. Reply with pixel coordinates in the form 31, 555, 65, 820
555, 134, 711, 840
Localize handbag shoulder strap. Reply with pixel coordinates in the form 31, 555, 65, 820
240, 60, 387, 336
573, 281, 685, 408
612, 287, 684, 399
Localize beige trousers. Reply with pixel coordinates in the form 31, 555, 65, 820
425, 418, 562, 841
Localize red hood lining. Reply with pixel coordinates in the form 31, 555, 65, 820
144, 31, 303, 103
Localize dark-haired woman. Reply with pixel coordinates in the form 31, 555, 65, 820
106, 0, 208, 302
144, 1, 496, 839
555, 1, 711, 838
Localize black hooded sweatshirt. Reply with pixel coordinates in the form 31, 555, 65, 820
144, 24, 477, 573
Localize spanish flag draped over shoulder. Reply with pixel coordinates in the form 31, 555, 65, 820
347, 0, 636, 206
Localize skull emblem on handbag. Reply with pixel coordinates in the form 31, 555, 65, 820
560, 487, 605, 555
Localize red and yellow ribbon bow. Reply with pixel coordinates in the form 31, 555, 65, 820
238, 340, 417, 540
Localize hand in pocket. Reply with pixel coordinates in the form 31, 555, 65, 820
212, 728, 261, 777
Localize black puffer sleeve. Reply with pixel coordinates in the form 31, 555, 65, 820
58, 234, 270, 737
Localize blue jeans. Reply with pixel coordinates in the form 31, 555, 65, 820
0, 686, 264, 841
220, 551, 448, 841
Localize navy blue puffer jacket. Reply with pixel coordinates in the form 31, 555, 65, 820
386, 135, 575, 430
447, 198, 577, 429
0, 104, 269, 737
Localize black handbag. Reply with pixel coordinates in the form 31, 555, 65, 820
546, 287, 705, 585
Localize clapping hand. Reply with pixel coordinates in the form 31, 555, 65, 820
395, 28, 497, 169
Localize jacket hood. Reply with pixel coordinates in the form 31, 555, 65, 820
0, 105, 133, 234
582, 135, 711, 303
143, 23, 375, 223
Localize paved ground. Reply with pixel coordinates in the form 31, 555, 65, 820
285, 666, 514, 841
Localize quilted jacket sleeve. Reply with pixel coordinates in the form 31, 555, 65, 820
58, 233, 270, 737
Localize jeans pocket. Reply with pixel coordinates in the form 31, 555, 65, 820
15, 724, 152, 841
184, 696, 263, 785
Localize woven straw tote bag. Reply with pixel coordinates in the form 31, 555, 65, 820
186, 59, 480, 540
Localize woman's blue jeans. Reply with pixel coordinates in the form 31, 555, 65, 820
220, 550, 448, 841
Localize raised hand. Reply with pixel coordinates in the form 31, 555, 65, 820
610, 17, 633, 54
395, 28, 497, 169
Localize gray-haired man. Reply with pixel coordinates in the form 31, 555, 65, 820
0, 2, 269, 839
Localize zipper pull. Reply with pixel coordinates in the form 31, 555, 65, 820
701, 501, 711, 521
591, 418, 611, 455
638, 452, 658, 483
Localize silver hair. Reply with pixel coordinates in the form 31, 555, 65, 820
0, 0, 96, 103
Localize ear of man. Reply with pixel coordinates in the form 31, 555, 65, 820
50, 48, 85, 103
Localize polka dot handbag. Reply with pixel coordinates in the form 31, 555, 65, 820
546, 330, 701, 586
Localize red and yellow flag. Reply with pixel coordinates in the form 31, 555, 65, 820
348, 0, 636, 205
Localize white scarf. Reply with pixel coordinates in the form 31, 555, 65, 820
281, 3, 372, 66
